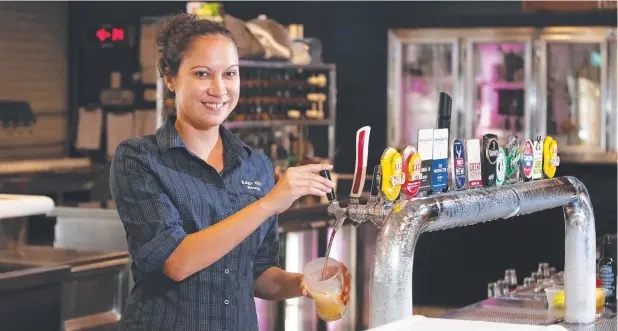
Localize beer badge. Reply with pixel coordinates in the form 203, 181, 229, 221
417, 129, 434, 194
451, 138, 466, 190
506, 135, 521, 184
495, 147, 506, 187
431, 128, 449, 192
521, 139, 534, 180
465, 139, 483, 188
532, 136, 544, 180
380, 147, 404, 201
482, 134, 499, 187
401, 146, 422, 197
543, 136, 560, 178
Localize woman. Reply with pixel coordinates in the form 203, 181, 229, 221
110, 13, 350, 331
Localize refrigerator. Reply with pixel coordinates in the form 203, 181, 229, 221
387, 26, 617, 155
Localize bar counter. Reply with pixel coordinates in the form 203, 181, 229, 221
1, 160, 615, 331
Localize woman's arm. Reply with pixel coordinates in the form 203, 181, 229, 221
163, 198, 274, 281
164, 163, 334, 281
112, 142, 333, 281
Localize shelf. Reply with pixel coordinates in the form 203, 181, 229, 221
238, 60, 335, 70
223, 119, 334, 129
477, 80, 525, 90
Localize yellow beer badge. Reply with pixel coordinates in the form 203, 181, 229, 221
543, 136, 560, 178
380, 147, 404, 201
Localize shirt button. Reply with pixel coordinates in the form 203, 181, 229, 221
225, 269, 230, 274
224, 299, 229, 305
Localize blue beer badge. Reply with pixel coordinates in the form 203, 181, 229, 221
431, 128, 449, 192
452, 139, 466, 190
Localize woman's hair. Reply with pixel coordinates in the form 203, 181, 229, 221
156, 12, 238, 119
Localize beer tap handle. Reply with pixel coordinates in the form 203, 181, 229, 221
319, 170, 336, 202
350, 126, 371, 201
369, 165, 380, 197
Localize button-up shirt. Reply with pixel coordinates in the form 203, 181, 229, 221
110, 117, 280, 331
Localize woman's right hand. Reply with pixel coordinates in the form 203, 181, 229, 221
261, 164, 335, 215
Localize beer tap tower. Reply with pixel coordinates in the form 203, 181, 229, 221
321, 127, 597, 329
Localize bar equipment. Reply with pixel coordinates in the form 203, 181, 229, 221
465, 138, 483, 188
481, 133, 499, 187
320, 126, 598, 328
0, 195, 131, 331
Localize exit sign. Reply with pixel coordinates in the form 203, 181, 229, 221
96, 27, 125, 42
87, 25, 134, 49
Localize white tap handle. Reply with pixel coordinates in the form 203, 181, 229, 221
350, 126, 371, 199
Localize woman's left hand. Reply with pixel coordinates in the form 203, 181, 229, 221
300, 262, 352, 305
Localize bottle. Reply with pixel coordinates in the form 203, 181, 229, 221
598, 234, 616, 303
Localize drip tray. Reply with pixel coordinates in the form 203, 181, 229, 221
442, 297, 616, 330
442, 297, 565, 325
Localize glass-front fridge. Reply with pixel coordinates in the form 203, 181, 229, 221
387, 26, 617, 155
537, 27, 616, 154
387, 29, 459, 149
464, 28, 535, 144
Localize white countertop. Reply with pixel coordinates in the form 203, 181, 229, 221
365, 315, 568, 331
0, 194, 55, 219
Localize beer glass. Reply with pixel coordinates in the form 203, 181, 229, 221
303, 257, 348, 322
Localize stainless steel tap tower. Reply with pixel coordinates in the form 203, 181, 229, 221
322, 127, 597, 329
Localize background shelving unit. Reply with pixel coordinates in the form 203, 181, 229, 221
156, 60, 338, 168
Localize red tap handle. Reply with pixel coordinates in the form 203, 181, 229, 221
350, 126, 371, 199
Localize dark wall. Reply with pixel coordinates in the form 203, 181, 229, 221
67, 1, 617, 311
68, 1, 617, 173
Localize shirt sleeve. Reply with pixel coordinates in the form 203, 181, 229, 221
109, 140, 187, 275
253, 215, 280, 281
253, 156, 281, 280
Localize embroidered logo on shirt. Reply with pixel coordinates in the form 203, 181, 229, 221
242, 180, 262, 192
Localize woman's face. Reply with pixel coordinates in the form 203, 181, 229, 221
165, 35, 240, 129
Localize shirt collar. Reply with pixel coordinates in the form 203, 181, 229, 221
156, 117, 251, 162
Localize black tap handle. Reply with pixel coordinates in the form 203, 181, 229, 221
319, 170, 336, 201
370, 165, 380, 196
437, 92, 452, 130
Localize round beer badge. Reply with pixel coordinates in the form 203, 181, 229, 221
543, 137, 560, 178
380, 147, 404, 201
452, 139, 466, 190
485, 138, 499, 165
522, 139, 534, 179
495, 148, 506, 186
402, 150, 422, 197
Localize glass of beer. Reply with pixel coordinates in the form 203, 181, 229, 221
303, 257, 348, 322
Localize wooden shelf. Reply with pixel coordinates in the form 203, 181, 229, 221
223, 119, 334, 129
477, 80, 525, 90
239, 60, 335, 70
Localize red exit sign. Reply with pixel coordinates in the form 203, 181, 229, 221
87, 25, 133, 49
96, 27, 125, 42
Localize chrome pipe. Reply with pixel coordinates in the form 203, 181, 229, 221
367, 176, 596, 328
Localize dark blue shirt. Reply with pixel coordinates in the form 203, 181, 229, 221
110, 117, 280, 331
